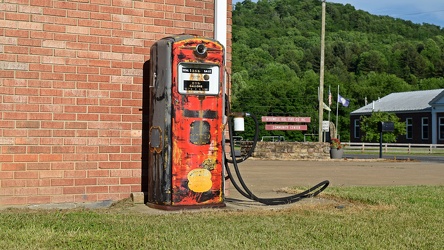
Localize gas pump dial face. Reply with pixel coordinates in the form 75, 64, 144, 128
178, 63, 220, 95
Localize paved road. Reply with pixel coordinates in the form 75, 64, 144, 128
345, 153, 444, 163
225, 158, 444, 202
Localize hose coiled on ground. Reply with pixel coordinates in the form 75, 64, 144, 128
224, 112, 330, 205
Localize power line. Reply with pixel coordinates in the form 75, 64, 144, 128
387, 9, 444, 17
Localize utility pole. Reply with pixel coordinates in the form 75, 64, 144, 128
318, 0, 326, 142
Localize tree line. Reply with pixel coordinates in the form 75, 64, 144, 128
230, 0, 444, 142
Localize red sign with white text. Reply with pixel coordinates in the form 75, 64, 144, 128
261, 116, 311, 123
265, 124, 307, 131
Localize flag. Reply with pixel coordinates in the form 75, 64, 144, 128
338, 94, 350, 107
323, 102, 331, 111
328, 89, 332, 106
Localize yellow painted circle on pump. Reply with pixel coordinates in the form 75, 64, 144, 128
187, 168, 213, 193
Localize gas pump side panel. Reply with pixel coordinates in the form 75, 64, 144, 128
146, 39, 173, 205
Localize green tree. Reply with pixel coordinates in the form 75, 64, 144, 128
359, 111, 406, 142
357, 50, 388, 74
417, 77, 444, 90
232, 0, 444, 141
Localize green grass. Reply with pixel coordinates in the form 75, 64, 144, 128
1, 186, 443, 249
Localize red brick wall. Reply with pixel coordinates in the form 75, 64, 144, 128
0, 0, 232, 206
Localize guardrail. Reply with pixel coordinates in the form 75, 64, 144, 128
261, 136, 285, 142
345, 142, 444, 154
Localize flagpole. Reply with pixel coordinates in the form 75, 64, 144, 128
317, 0, 326, 143
328, 85, 331, 123
335, 85, 339, 138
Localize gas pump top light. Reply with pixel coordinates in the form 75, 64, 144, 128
195, 44, 207, 57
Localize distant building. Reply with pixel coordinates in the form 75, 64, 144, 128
350, 89, 444, 144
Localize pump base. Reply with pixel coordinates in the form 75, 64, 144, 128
146, 202, 226, 211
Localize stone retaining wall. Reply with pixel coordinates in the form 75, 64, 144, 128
244, 142, 330, 160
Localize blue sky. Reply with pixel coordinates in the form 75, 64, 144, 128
330, 0, 444, 27
233, 0, 444, 28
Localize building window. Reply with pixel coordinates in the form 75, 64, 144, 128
440, 117, 444, 140
422, 117, 429, 140
354, 119, 360, 139
406, 118, 413, 139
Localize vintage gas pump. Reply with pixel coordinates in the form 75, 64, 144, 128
145, 35, 226, 209
144, 35, 330, 210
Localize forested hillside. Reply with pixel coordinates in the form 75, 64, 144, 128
230, 0, 444, 141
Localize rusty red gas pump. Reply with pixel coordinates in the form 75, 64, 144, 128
145, 35, 226, 209
143, 35, 330, 210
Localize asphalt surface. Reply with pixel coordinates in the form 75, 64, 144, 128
345, 153, 444, 163
227, 158, 443, 193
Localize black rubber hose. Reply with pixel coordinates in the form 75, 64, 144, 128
225, 113, 330, 205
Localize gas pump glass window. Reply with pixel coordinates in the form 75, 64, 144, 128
178, 63, 220, 95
